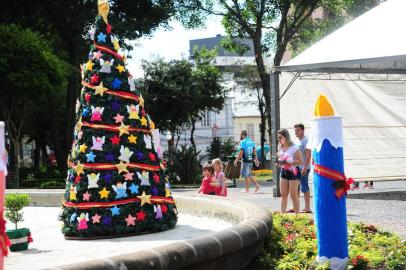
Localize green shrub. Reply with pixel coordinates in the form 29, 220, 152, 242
206, 137, 235, 161
165, 145, 202, 184
5, 194, 31, 230
257, 213, 405, 270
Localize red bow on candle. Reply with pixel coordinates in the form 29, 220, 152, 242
0, 211, 11, 256
313, 163, 354, 199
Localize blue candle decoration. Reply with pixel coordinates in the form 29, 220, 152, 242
311, 95, 349, 270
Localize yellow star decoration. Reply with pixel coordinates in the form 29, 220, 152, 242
137, 191, 151, 207
128, 134, 137, 144
138, 95, 144, 107
86, 60, 95, 71
75, 118, 83, 133
128, 110, 140, 120
118, 122, 130, 137
74, 162, 85, 175
94, 82, 108, 96
140, 117, 148, 127
116, 64, 125, 73
113, 39, 120, 51
116, 162, 129, 174
99, 187, 110, 199
149, 119, 155, 129
79, 143, 88, 153
165, 188, 171, 198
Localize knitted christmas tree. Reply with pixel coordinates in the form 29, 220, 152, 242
60, 0, 177, 239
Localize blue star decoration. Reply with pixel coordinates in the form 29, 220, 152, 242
97, 32, 107, 43
102, 215, 112, 226
70, 212, 77, 223
151, 186, 159, 196
82, 107, 90, 117
110, 205, 120, 216
103, 172, 113, 185
111, 78, 122, 89
86, 151, 96, 162
110, 101, 121, 111
105, 152, 115, 162
136, 151, 144, 160
129, 183, 139, 194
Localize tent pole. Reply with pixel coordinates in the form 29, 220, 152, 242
270, 70, 281, 197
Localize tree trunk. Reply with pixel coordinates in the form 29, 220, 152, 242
34, 140, 40, 169
252, 37, 272, 152
49, 98, 67, 170
64, 41, 82, 162
12, 139, 20, 188
190, 119, 196, 149
259, 102, 267, 169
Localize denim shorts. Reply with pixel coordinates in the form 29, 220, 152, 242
300, 169, 310, 193
241, 162, 253, 177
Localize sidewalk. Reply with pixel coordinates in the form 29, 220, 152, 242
173, 179, 406, 239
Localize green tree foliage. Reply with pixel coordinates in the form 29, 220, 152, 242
290, 0, 381, 55
206, 137, 235, 161
141, 59, 193, 136
174, 0, 322, 151
141, 48, 226, 147
0, 24, 69, 186
0, 0, 177, 162
165, 145, 202, 184
5, 194, 31, 230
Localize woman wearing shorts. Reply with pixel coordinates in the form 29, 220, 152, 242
277, 129, 303, 213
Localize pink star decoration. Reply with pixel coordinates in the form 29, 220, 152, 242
83, 191, 91, 201
125, 214, 136, 226
92, 213, 101, 224
113, 113, 124, 123
93, 50, 103, 59
124, 172, 134, 181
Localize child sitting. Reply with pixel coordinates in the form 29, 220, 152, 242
212, 158, 227, 197
197, 164, 217, 195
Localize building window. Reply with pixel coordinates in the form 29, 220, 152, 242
246, 123, 254, 141
201, 110, 211, 127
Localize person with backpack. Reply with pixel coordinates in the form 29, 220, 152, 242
234, 130, 261, 193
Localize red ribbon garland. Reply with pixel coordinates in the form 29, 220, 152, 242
82, 81, 139, 101
63, 196, 175, 209
94, 43, 123, 61
0, 211, 11, 256
313, 162, 354, 199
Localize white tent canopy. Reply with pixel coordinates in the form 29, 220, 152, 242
277, 0, 406, 74
271, 0, 406, 182
279, 74, 406, 181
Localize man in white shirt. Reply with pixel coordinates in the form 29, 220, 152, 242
294, 123, 312, 213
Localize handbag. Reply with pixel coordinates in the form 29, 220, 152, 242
224, 161, 241, 179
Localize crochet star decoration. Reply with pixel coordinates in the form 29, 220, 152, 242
116, 162, 129, 174
94, 82, 108, 96
118, 122, 130, 137
137, 191, 151, 206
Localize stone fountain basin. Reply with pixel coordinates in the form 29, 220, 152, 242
5, 192, 272, 270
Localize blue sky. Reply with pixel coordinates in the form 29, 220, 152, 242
126, 17, 225, 78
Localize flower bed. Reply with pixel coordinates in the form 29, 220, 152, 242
252, 169, 273, 177
256, 213, 405, 270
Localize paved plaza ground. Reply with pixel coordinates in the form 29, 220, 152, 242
5, 179, 405, 269
174, 179, 406, 239
6, 208, 232, 270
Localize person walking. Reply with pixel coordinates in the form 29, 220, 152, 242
294, 123, 312, 213
234, 130, 261, 193
277, 129, 303, 213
